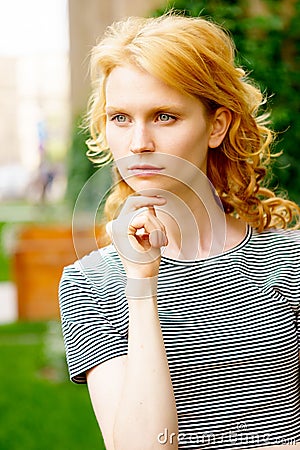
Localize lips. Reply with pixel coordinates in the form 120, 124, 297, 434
128, 164, 164, 176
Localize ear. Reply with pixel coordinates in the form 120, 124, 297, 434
208, 107, 231, 148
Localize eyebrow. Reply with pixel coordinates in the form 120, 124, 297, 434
105, 104, 185, 114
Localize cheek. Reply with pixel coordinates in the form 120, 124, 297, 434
106, 132, 122, 160
163, 124, 207, 154
112, 153, 137, 184
105, 124, 115, 149
186, 129, 210, 155
114, 157, 125, 173
168, 134, 204, 161
106, 125, 131, 160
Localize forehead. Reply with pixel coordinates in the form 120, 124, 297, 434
105, 64, 201, 111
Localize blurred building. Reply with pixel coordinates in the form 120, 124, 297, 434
0, 0, 70, 201
0, 57, 18, 165
68, 0, 165, 117
0, 0, 165, 202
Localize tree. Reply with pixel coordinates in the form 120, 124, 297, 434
65, 116, 97, 209
154, 0, 300, 203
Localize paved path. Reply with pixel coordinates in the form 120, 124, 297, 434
0, 282, 18, 324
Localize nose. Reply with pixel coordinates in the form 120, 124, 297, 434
129, 123, 155, 154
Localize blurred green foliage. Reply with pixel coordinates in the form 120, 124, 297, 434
0, 222, 10, 281
0, 321, 105, 450
66, 1, 300, 205
154, 0, 300, 202
65, 117, 97, 208
66, 117, 113, 212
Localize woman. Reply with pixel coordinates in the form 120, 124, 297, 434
59, 13, 300, 450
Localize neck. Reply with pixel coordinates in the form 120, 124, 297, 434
156, 177, 245, 260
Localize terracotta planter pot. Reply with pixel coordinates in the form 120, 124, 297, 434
12, 224, 104, 321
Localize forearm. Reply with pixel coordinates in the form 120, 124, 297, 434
113, 278, 178, 450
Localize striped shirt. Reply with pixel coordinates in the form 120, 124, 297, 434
59, 226, 300, 449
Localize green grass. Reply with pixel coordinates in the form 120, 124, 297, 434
0, 321, 105, 450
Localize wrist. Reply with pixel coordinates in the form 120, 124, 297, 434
125, 276, 158, 300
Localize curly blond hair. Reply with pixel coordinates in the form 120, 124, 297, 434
86, 13, 299, 234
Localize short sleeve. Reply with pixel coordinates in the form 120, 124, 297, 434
59, 262, 128, 384
297, 303, 300, 351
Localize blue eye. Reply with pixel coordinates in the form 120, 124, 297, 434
157, 113, 177, 123
114, 115, 127, 122
158, 113, 172, 121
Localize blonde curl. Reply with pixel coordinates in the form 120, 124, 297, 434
85, 13, 299, 238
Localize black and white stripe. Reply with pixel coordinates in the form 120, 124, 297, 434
59, 227, 300, 449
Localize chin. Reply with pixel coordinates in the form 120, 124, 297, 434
130, 179, 184, 198
128, 178, 164, 192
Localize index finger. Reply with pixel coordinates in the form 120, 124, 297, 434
122, 195, 167, 214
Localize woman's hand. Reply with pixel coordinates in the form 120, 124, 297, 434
106, 195, 168, 279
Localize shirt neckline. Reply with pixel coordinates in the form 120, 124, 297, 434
161, 224, 253, 265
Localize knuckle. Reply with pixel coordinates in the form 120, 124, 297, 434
131, 213, 147, 225
126, 195, 136, 204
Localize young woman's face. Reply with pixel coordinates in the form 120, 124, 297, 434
105, 65, 220, 194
